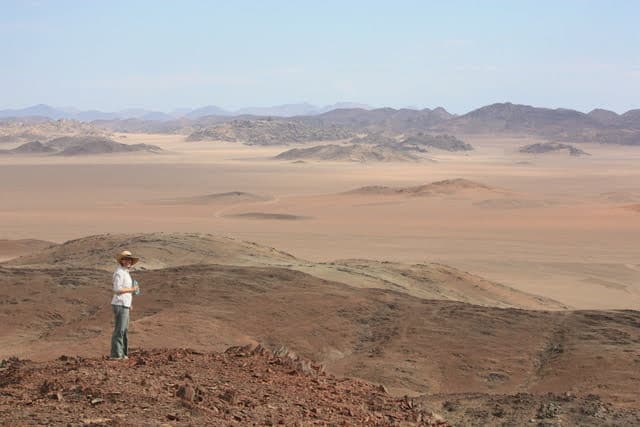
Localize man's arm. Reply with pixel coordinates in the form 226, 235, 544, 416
115, 287, 137, 294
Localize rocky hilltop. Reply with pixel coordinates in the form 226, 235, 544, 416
0, 346, 449, 426
1, 232, 639, 425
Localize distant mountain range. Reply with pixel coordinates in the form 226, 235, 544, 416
299, 107, 455, 132
2, 102, 639, 145
430, 103, 640, 144
0, 102, 374, 121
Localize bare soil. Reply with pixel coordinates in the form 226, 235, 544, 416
0, 346, 450, 426
1, 260, 638, 408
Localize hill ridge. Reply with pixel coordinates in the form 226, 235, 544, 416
2, 232, 561, 310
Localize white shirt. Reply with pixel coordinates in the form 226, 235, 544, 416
111, 265, 133, 308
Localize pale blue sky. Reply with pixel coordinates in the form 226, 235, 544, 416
2, 0, 639, 113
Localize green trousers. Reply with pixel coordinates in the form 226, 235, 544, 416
110, 304, 129, 358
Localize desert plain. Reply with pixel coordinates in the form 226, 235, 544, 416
1, 133, 639, 309
1, 128, 640, 425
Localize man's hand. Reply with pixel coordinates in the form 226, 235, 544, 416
116, 286, 139, 295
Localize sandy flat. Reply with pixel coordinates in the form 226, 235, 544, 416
1, 133, 640, 309
0, 238, 55, 262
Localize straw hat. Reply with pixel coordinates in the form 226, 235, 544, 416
115, 250, 140, 266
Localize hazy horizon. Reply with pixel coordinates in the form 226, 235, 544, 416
2, 1, 639, 114
2, 99, 639, 118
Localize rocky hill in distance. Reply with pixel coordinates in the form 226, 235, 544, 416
400, 133, 473, 151
349, 131, 400, 145
186, 119, 354, 145
4, 102, 640, 146
299, 107, 455, 133
349, 132, 473, 152
273, 143, 428, 162
434, 102, 640, 145
0, 140, 56, 155
179, 103, 640, 147
91, 117, 193, 134
0, 136, 164, 156
588, 108, 623, 126
94, 107, 458, 140
0, 117, 107, 143
519, 142, 590, 156
50, 136, 163, 156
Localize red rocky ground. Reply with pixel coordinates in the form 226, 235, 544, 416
0, 345, 448, 426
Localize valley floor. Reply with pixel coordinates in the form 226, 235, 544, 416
1, 134, 639, 309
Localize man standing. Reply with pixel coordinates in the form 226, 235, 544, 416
111, 250, 139, 360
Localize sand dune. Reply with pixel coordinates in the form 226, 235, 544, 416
473, 198, 553, 209
597, 192, 640, 203
0, 238, 55, 262
225, 212, 310, 220
148, 191, 270, 205
346, 178, 500, 196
